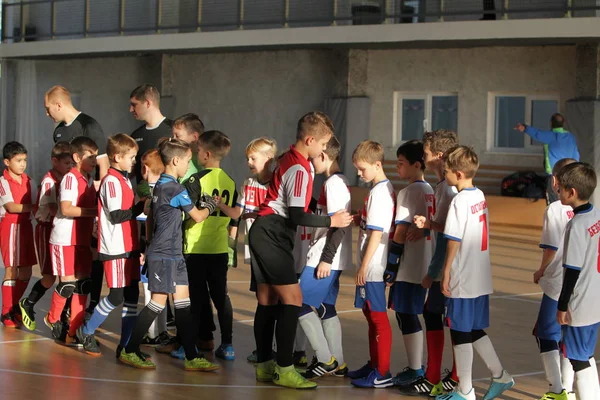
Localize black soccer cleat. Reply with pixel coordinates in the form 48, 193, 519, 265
302, 357, 339, 380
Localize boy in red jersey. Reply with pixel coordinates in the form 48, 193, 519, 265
0, 142, 38, 327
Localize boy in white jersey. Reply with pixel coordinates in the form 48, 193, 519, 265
533, 158, 577, 400
401, 130, 459, 396
348, 140, 395, 389
298, 136, 351, 379
385, 140, 434, 386
19, 142, 73, 331
556, 162, 600, 400
437, 146, 514, 400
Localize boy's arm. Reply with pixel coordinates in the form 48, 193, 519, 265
441, 239, 460, 296
557, 223, 584, 324
61, 201, 96, 218
534, 248, 557, 283
59, 174, 95, 218
102, 178, 145, 224
0, 179, 32, 214
173, 187, 217, 224
218, 203, 243, 219
356, 230, 383, 286
145, 207, 154, 242
440, 197, 465, 296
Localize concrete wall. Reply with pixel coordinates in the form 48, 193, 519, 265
362, 45, 577, 167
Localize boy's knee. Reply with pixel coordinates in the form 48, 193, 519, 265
317, 303, 337, 320
107, 288, 125, 306
395, 312, 422, 335
450, 329, 472, 345
472, 329, 487, 342
75, 278, 93, 295
55, 281, 76, 298
570, 358, 591, 372
124, 283, 140, 303
423, 309, 443, 331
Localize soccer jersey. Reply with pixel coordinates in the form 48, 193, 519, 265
146, 173, 193, 258
394, 180, 435, 283
183, 168, 237, 255
50, 168, 96, 246
98, 168, 139, 259
357, 180, 395, 282
258, 146, 313, 218
180, 158, 202, 185
443, 187, 493, 298
131, 117, 172, 179
36, 170, 61, 223
306, 173, 352, 271
434, 179, 458, 226
0, 169, 36, 223
562, 205, 600, 326
539, 200, 574, 300
53, 112, 104, 145
237, 176, 269, 263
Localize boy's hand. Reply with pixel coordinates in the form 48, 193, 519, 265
352, 211, 361, 226
406, 226, 424, 242
331, 210, 352, 228
414, 215, 427, 229
383, 270, 396, 286
421, 275, 433, 289
139, 253, 146, 268
316, 261, 332, 279
514, 122, 527, 133
199, 193, 218, 214
557, 310, 570, 325
441, 272, 451, 296
214, 195, 222, 205
533, 268, 545, 284
356, 266, 368, 286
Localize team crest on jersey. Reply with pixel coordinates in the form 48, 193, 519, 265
189, 176, 195, 184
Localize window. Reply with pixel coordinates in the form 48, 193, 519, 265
393, 92, 458, 145
488, 93, 559, 152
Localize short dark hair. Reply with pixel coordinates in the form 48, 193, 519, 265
323, 135, 341, 162
130, 84, 160, 106
296, 111, 334, 140
51, 141, 72, 160
552, 158, 577, 176
551, 113, 565, 129
199, 130, 231, 161
556, 162, 597, 201
423, 130, 458, 155
70, 136, 98, 158
173, 113, 205, 136
3, 141, 27, 160
158, 137, 190, 166
396, 140, 425, 171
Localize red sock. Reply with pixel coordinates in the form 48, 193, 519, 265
370, 309, 392, 376
363, 306, 379, 369
425, 330, 445, 383
14, 280, 29, 304
1, 280, 16, 315
68, 293, 87, 337
48, 290, 68, 323
451, 344, 459, 382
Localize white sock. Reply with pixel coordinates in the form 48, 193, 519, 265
299, 312, 332, 363
541, 350, 564, 393
403, 331, 424, 370
295, 322, 307, 353
575, 360, 600, 400
473, 335, 503, 378
561, 353, 575, 392
322, 315, 344, 365
454, 343, 474, 394
144, 282, 165, 338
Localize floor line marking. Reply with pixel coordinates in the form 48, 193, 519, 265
0, 337, 51, 344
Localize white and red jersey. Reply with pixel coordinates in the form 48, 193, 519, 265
433, 179, 458, 226
562, 206, 600, 326
357, 180, 395, 282
237, 176, 269, 263
258, 146, 313, 217
0, 169, 36, 224
539, 200, 574, 300
98, 168, 139, 258
36, 170, 61, 224
443, 188, 493, 298
306, 173, 352, 271
394, 180, 435, 283
50, 167, 96, 246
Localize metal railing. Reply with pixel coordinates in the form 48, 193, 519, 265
2, 0, 599, 43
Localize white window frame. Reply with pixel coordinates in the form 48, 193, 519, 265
486, 92, 560, 154
393, 91, 458, 146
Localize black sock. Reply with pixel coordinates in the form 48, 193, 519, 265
275, 304, 301, 367
26, 280, 49, 305
88, 260, 104, 310
125, 300, 163, 354
174, 298, 199, 360
254, 304, 278, 363
217, 295, 233, 344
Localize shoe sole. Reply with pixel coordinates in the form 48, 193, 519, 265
184, 365, 220, 372
273, 381, 317, 390
483, 380, 515, 400
18, 303, 36, 331
119, 356, 156, 370
83, 350, 102, 357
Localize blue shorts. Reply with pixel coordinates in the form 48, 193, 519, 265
355, 282, 387, 312
140, 263, 148, 284
533, 294, 561, 342
388, 281, 427, 314
446, 295, 490, 333
299, 266, 342, 307
425, 282, 446, 315
561, 323, 600, 361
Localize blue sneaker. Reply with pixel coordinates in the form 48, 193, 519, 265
393, 366, 425, 386
215, 343, 235, 361
482, 370, 514, 400
351, 369, 394, 388
170, 346, 186, 360
436, 388, 475, 400
347, 361, 373, 379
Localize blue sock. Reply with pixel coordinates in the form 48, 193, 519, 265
120, 301, 138, 347
83, 297, 116, 335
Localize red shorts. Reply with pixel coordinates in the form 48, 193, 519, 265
50, 244, 92, 278
0, 220, 37, 268
103, 257, 141, 288
35, 223, 53, 276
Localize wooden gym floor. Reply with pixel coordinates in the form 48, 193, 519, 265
0, 225, 597, 400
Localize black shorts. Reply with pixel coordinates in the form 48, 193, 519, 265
248, 214, 298, 286
147, 256, 188, 294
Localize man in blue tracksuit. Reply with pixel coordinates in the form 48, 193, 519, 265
515, 113, 580, 204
